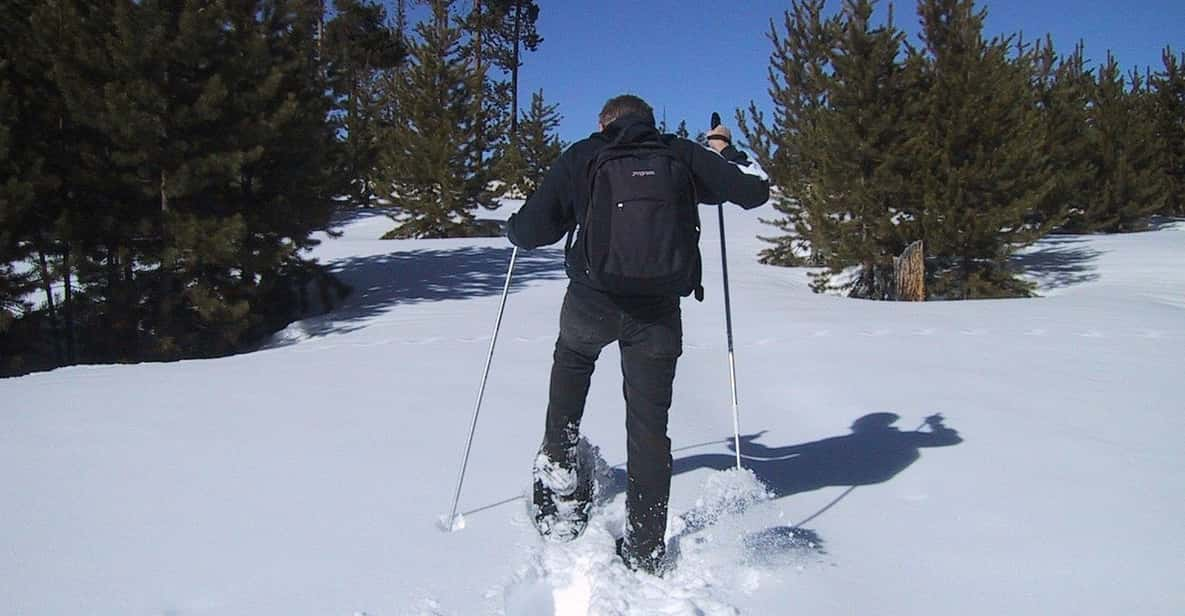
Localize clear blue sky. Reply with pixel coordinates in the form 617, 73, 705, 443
508, 0, 1184, 144
397, 1, 1183, 144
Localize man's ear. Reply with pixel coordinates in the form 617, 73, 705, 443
598, 122, 604, 132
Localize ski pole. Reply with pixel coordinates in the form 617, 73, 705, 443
441, 245, 519, 531
711, 111, 743, 471
718, 196, 743, 471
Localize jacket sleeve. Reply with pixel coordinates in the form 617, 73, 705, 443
506, 150, 575, 249
686, 141, 770, 209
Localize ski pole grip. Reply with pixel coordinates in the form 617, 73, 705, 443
710, 112, 721, 129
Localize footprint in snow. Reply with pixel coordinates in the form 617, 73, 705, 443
502, 571, 563, 616
351, 339, 392, 348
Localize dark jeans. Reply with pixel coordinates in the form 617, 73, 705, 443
543, 284, 682, 555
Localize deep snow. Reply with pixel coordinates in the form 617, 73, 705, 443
2, 201, 1183, 615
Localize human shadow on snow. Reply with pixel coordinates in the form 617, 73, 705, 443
599, 412, 962, 564
598, 412, 962, 502
271, 246, 566, 344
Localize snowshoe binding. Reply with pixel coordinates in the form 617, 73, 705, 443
615, 535, 670, 577
530, 440, 594, 542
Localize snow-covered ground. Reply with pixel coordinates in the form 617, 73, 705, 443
2, 202, 1182, 615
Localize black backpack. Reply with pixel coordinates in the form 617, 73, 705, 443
570, 129, 702, 299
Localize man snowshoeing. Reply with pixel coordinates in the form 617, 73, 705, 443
506, 94, 769, 574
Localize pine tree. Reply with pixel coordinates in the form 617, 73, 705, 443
1150, 48, 1185, 217
379, 0, 497, 238
738, 0, 836, 267
1072, 54, 1162, 232
324, 0, 405, 207
0, 70, 33, 334
797, 0, 917, 296
219, 0, 345, 343
675, 120, 691, 140
77, 0, 243, 356
512, 88, 564, 194
49, 0, 159, 362
742, 0, 1060, 298
904, 0, 1052, 298
1031, 39, 1092, 231
53, 0, 343, 358
457, 0, 543, 190
0, 0, 100, 364
1, 0, 344, 369
459, 0, 513, 184
484, 0, 543, 139
738, 0, 918, 295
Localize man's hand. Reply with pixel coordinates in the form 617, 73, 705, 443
706, 125, 732, 153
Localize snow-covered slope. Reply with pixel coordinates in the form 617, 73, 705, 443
2, 203, 1182, 615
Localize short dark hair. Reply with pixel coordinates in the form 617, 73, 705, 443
599, 94, 655, 127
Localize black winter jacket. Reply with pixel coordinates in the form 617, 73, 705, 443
506, 114, 770, 296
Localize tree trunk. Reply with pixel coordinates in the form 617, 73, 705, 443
848, 260, 893, 300
35, 246, 62, 365
317, 0, 325, 61
107, 245, 129, 358
105, 247, 116, 352
62, 243, 75, 363
158, 167, 172, 354
893, 240, 925, 301
473, 0, 485, 178
510, 0, 521, 138
242, 175, 255, 286
349, 63, 365, 206
160, 168, 169, 213
123, 245, 137, 358
960, 254, 972, 300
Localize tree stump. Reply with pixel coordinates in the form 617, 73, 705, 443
893, 240, 925, 301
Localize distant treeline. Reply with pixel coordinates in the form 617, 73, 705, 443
0, 0, 562, 376
739, 0, 1184, 299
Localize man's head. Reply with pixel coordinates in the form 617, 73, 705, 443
599, 94, 655, 130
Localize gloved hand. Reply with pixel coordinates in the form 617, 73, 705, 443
706, 124, 732, 153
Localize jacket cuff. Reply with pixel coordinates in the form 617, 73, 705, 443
721, 145, 750, 165
506, 214, 524, 247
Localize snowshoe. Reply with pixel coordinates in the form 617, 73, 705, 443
615, 536, 669, 577
529, 442, 593, 542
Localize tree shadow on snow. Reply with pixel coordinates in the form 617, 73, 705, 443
270, 246, 566, 344
1140, 215, 1185, 232
1010, 236, 1102, 290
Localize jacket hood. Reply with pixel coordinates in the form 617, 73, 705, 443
601, 113, 660, 143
